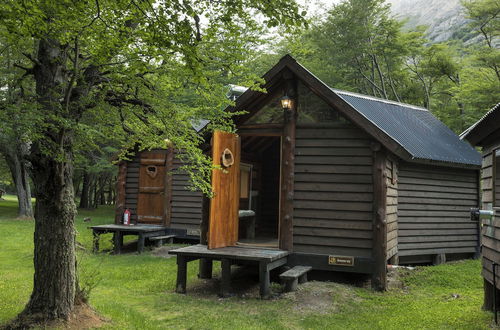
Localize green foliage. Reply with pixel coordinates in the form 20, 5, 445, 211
0, 0, 307, 196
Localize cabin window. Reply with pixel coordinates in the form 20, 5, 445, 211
297, 80, 348, 123
245, 93, 284, 124
494, 149, 500, 207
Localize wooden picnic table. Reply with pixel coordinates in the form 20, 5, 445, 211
169, 244, 289, 299
90, 224, 185, 254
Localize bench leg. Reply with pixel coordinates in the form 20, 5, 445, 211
92, 231, 100, 253
220, 259, 231, 297
155, 239, 163, 248
199, 258, 213, 279
113, 232, 123, 254
137, 234, 145, 253
259, 261, 270, 299
284, 278, 298, 292
298, 273, 308, 284
176, 256, 187, 294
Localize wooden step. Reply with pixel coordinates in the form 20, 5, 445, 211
149, 234, 176, 246
280, 266, 312, 292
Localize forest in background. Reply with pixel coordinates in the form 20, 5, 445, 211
0, 0, 498, 213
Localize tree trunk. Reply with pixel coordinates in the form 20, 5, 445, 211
21, 154, 77, 321
18, 38, 78, 323
79, 171, 91, 209
3, 146, 33, 218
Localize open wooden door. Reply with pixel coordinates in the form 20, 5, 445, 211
208, 131, 241, 249
137, 151, 169, 225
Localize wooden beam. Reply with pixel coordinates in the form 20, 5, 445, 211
164, 148, 174, 226
279, 75, 297, 251
115, 161, 127, 224
371, 144, 388, 291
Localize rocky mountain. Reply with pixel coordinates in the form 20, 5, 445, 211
387, 0, 472, 43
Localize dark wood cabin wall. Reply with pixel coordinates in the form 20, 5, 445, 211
170, 154, 203, 235
292, 124, 375, 257
481, 141, 500, 291
124, 154, 140, 223
385, 158, 398, 259
397, 162, 479, 258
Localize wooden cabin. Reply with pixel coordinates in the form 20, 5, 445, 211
462, 102, 500, 311
196, 55, 482, 290
119, 55, 482, 290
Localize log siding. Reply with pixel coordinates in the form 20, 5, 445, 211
292, 125, 374, 257
397, 162, 479, 258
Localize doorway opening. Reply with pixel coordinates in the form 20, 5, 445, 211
237, 135, 281, 248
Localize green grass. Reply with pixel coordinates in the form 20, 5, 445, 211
0, 194, 495, 329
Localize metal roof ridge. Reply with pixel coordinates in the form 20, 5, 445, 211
460, 102, 500, 139
331, 88, 429, 112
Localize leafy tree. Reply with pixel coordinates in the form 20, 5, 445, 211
0, 0, 305, 325
0, 37, 35, 218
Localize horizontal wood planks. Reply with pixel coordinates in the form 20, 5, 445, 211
292, 125, 374, 258
386, 158, 398, 260
124, 155, 140, 223
481, 141, 500, 291
397, 162, 479, 257
169, 154, 203, 234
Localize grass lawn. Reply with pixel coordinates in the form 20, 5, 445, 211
0, 194, 495, 329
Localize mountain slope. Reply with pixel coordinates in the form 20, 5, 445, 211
388, 0, 470, 42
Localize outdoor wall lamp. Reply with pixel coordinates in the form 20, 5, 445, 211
280, 94, 293, 110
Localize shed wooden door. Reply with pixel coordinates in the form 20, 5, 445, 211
208, 131, 241, 249
137, 151, 167, 225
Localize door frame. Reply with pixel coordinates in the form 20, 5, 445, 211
238, 130, 284, 248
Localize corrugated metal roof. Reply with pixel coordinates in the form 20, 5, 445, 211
460, 102, 500, 142
332, 89, 482, 166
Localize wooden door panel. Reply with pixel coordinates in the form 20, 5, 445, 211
208, 131, 241, 249
137, 151, 167, 225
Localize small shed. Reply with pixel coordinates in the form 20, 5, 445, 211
462, 102, 500, 311
197, 55, 481, 290
114, 149, 204, 238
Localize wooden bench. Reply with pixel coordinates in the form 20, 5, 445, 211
280, 266, 312, 292
149, 234, 176, 247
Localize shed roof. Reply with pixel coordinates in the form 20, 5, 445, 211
232, 55, 481, 168
461, 102, 500, 146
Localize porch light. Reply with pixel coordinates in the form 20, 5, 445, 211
280, 94, 293, 110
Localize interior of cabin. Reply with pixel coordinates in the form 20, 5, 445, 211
237, 135, 281, 248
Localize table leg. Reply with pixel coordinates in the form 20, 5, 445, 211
176, 256, 187, 293
199, 258, 213, 279
259, 261, 270, 299
92, 231, 100, 253
137, 234, 145, 253
220, 258, 232, 297
113, 231, 123, 254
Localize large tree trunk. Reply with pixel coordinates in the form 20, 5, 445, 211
22, 153, 77, 321
3, 147, 33, 218
18, 38, 78, 323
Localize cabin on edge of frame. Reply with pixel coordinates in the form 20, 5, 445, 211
462, 102, 500, 310
116, 55, 482, 290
